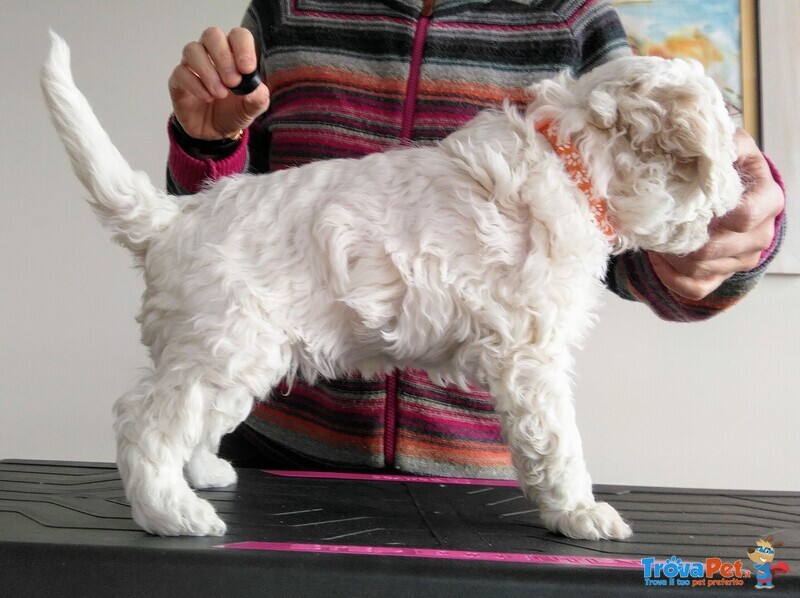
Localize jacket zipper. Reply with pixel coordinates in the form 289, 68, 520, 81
399, 0, 433, 142
386, 0, 433, 468
384, 370, 398, 468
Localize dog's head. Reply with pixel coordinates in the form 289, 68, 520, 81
528, 56, 743, 254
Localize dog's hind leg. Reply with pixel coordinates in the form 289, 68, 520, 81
114, 339, 286, 536
491, 355, 632, 541
185, 385, 254, 490
114, 369, 229, 536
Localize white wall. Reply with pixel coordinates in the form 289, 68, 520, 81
1, 0, 797, 491
760, 2, 800, 273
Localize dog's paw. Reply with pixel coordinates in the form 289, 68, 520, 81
187, 449, 237, 489
541, 501, 632, 541
132, 492, 227, 537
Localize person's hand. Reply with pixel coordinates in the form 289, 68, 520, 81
169, 27, 270, 140
648, 128, 784, 301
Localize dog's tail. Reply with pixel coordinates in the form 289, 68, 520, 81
41, 31, 179, 259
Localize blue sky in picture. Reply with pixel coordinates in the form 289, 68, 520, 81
614, 0, 740, 50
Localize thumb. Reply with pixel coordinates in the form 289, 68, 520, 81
218, 83, 270, 134
241, 83, 270, 120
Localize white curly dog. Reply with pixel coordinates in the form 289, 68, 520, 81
42, 32, 742, 539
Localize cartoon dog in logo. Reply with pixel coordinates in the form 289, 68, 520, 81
747, 536, 791, 589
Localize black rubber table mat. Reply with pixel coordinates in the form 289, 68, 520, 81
1, 460, 798, 596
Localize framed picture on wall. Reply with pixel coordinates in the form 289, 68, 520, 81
613, 0, 759, 143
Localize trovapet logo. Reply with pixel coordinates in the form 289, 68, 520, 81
641, 556, 750, 588
641, 536, 792, 590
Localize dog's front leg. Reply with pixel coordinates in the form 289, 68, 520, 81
492, 358, 632, 541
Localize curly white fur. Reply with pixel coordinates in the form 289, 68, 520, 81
42, 31, 742, 539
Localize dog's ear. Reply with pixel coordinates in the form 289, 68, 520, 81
651, 84, 724, 201
610, 62, 729, 202
596, 59, 743, 253
587, 89, 618, 129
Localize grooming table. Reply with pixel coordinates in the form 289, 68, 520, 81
1, 460, 798, 596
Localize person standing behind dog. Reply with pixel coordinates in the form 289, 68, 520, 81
165, 0, 785, 477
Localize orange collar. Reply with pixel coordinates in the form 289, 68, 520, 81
535, 120, 616, 241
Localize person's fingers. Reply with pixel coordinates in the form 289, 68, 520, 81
199, 27, 241, 89
168, 63, 214, 104
181, 40, 228, 100
648, 253, 726, 301
228, 27, 259, 78
685, 223, 774, 265
726, 128, 784, 234
650, 222, 771, 300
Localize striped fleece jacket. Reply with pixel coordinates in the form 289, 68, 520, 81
167, 0, 785, 478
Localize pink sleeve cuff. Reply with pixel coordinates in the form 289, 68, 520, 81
167, 123, 250, 194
